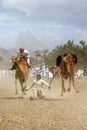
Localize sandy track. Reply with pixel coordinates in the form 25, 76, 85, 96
0, 75, 87, 130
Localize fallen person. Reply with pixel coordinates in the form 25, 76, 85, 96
26, 74, 50, 100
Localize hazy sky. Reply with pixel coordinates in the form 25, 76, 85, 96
0, 0, 87, 49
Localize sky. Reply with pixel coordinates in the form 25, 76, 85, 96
0, 0, 87, 49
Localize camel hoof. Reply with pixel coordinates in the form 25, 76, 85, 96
30, 96, 38, 100
30, 96, 34, 100
67, 88, 71, 91
22, 86, 28, 91
76, 90, 80, 93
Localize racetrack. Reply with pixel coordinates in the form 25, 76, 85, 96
0, 74, 87, 130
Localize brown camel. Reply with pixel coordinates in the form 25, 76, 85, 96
11, 56, 29, 97
56, 52, 79, 96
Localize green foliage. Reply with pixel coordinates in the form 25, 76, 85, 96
44, 40, 87, 74
0, 56, 4, 61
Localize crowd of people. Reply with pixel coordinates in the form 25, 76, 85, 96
30, 63, 53, 79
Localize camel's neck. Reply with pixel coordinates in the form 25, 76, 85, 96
16, 61, 28, 72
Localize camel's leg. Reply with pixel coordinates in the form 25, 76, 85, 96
15, 73, 19, 95
15, 79, 18, 95
67, 75, 79, 93
22, 90, 27, 96
23, 71, 29, 91
61, 78, 65, 96
72, 76, 79, 93
67, 76, 71, 91
22, 82, 27, 95
19, 78, 27, 97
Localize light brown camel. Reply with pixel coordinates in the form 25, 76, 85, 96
55, 52, 79, 96
11, 56, 29, 97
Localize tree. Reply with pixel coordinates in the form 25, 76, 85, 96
44, 40, 87, 74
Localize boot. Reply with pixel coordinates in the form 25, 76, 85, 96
27, 63, 31, 68
28, 64, 31, 68
9, 64, 16, 70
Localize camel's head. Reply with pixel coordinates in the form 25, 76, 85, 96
12, 56, 18, 63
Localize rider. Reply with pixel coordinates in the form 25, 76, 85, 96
17, 48, 31, 67
9, 48, 31, 70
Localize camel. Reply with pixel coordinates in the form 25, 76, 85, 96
55, 52, 79, 96
11, 56, 29, 97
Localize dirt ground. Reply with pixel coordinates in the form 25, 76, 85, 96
0, 73, 87, 130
